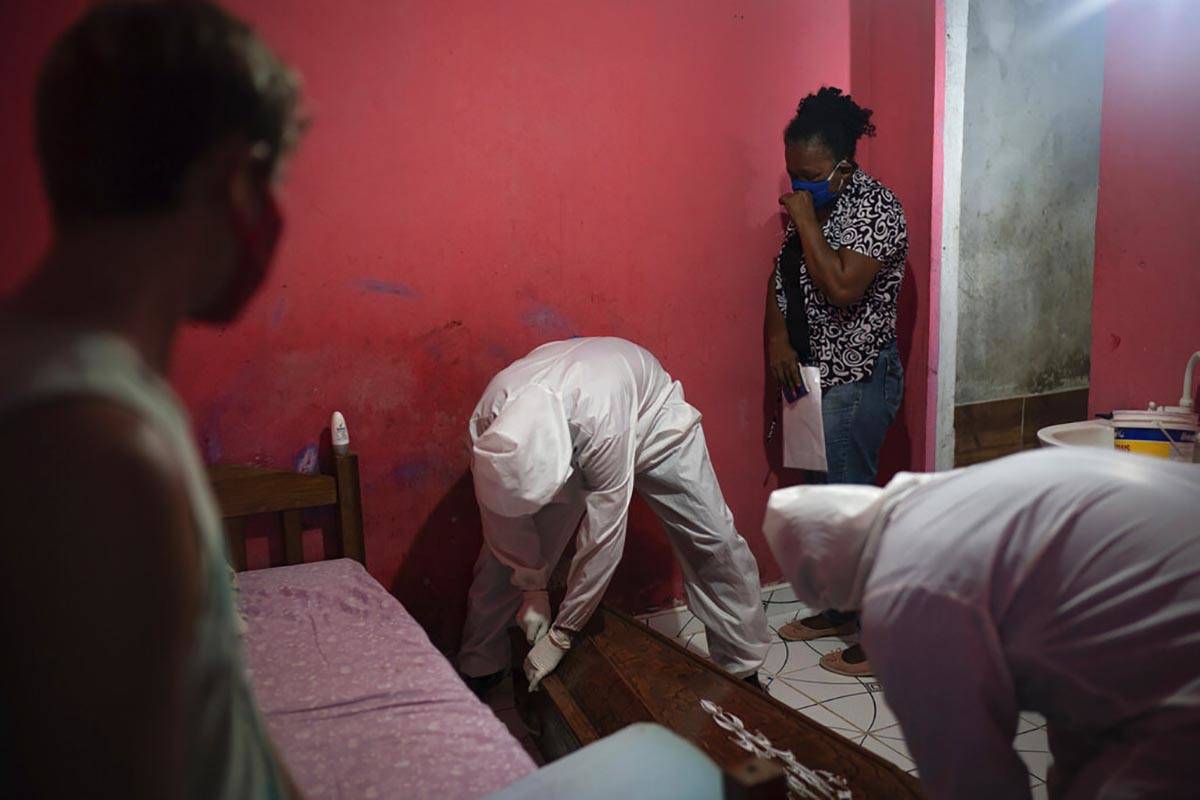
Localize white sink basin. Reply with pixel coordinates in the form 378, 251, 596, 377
1037, 420, 1114, 449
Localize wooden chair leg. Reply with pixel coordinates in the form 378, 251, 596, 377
282, 510, 303, 566
225, 517, 248, 572
334, 453, 366, 566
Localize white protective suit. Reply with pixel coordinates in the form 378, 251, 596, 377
763, 449, 1200, 800
459, 337, 771, 679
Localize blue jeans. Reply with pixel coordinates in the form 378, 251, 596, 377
807, 341, 903, 627
809, 341, 904, 486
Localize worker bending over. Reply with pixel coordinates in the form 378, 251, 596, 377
764, 448, 1200, 799
459, 337, 771, 690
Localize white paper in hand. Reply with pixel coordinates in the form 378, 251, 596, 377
783, 366, 827, 471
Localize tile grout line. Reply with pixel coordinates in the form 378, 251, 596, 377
866, 733, 914, 766
661, 586, 1044, 786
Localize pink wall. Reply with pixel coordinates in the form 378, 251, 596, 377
1089, 0, 1200, 415
0, 2, 858, 651
850, 0, 939, 476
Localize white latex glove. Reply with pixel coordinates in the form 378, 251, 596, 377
516, 590, 551, 644
524, 628, 572, 691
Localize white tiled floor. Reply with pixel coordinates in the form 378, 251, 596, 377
638, 583, 1052, 792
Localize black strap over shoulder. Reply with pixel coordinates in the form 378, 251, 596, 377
777, 233, 812, 365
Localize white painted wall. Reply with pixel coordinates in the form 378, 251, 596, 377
935, 0, 969, 469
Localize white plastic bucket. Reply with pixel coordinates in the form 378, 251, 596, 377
1112, 409, 1198, 462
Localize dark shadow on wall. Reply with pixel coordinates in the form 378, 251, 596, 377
393, 471, 682, 652
606, 493, 682, 614
391, 471, 484, 656
761, 208, 811, 491
850, 0, 937, 475
876, 263, 918, 484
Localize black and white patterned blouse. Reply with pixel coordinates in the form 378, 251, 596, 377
773, 168, 907, 389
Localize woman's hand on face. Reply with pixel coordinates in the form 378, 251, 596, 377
779, 190, 816, 225
768, 336, 802, 392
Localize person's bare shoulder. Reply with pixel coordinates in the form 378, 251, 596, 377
0, 397, 199, 797
0, 396, 197, 582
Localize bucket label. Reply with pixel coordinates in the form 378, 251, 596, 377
1114, 426, 1196, 461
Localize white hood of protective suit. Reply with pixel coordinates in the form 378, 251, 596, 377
471, 385, 573, 518
762, 472, 946, 611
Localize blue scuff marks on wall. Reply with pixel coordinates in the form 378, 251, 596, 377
271, 296, 287, 327
356, 278, 421, 299
417, 320, 464, 363
522, 302, 579, 337
201, 398, 230, 464
203, 428, 223, 464
392, 458, 435, 488
486, 341, 512, 361
293, 443, 319, 475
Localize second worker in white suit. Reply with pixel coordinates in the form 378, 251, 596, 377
458, 337, 772, 690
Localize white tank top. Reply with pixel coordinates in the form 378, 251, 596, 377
0, 324, 284, 799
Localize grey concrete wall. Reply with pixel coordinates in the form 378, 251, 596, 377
955, 0, 1106, 404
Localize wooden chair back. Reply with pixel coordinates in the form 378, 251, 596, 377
207, 453, 365, 571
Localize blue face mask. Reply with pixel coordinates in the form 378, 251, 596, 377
790, 162, 845, 209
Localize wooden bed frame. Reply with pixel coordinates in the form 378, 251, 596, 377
207, 453, 365, 571
204, 456, 789, 799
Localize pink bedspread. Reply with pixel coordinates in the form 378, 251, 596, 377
237, 559, 535, 799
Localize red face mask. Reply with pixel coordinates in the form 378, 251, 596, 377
195, 185, 283, 324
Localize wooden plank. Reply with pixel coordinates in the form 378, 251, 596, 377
523, 683, 585, 762
724, 759, 788, 800
510, 628, 606, 748
281, 509, 303, 566
553, 607, 923, 798
1022, 388, 1090, 449
540, 675, 601, 747
954, 397, 1024, 466
208, 465, 336, 517
508, 628, 590, 762
225, 516, 247, 572
334, 454, 366, 566
555, 634, 654, 738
